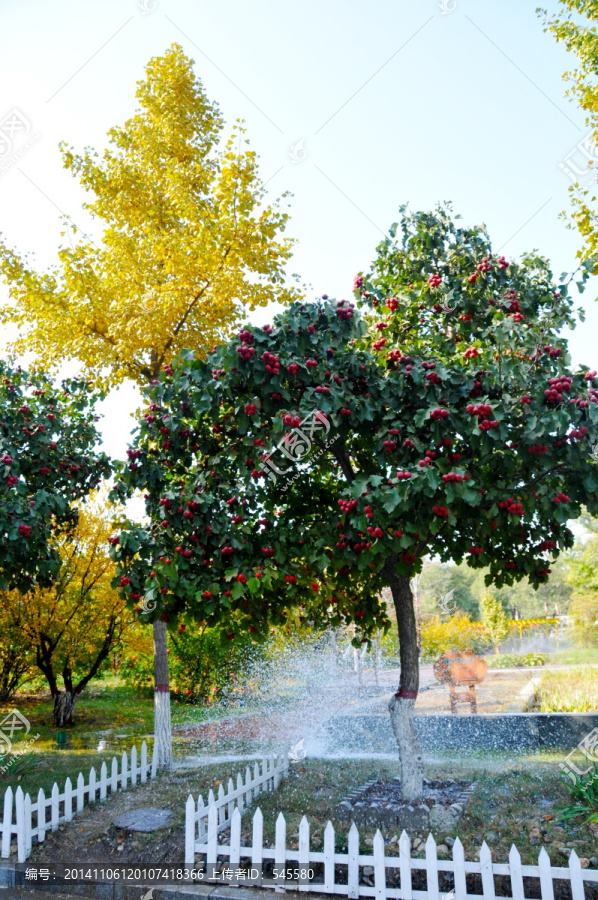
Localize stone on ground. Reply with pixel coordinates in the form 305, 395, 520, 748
112, 806, 172, 832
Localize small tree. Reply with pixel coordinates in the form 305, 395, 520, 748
110, 208, 598, 800
0, 360, 111, 593
4, 495, 130, 725
480, 591, 510, 653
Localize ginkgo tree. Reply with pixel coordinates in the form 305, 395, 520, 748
110, 207, 598, 800
540, 1, 598, 265
0, 44, 298, 766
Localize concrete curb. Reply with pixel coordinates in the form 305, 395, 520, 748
326, 711, 598, 752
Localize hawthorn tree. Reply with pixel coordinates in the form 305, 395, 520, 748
0, 360, 111, 593
110, 208, 598, 800
0, 44, 298, 767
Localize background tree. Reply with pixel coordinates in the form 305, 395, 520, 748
0, 44, 298, 767
540, 2, 598, 265
110, 208, 598, 800
0, 359, 111, 593
480, 590, 510, 653
0, 599, 35, 701
416, 560, 483, 620
566, 529, 598, 646
5, 494, 130, 725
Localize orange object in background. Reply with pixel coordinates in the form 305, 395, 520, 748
433, 649, 488, 714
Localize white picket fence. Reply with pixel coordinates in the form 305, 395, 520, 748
188, 807, 598, 899
185, 753, 289, 866
1, 739, 156, 862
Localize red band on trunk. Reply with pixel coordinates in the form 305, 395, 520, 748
396, 688, 418, 699
154, 684, 170, 693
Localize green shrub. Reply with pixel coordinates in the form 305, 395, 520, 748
487, 652, 548, 668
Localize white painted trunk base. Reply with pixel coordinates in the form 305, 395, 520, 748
153, 690, 172, 770
388, 694, 424, 802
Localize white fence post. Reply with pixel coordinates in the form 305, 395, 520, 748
121, 751, 128, 790
217, 783, 225, 828
197, 795, 206, 842
64, 778, 73, 823
236, 774, 244, 814
207, 803, 218, 872
99, 762, 108, 801
275, 811, 286, 894
426, 833, 440, 900
111, 756, 118, 793
252, 807, 263, 885
538, 847, 555, 900
15, 787, 25, 863
347, 821, 359, 900
509, 843, 524, 900
76, 772, 85, 812
185, 794, 195, 867
453, 836, 467, 900
399, 830, 412, 900
323, 820, 335, 892
480, 841, 495, 900
373, 829, 386, 900
50, 783, 60, 831
298, 815, 310, 893
569, 850, 586, 900
227, 778, 234, 822
1, 787, 13, 858
140, 740, 148, 783
37, 788, 46, 843
230, 807, 241, 866
24, 793, 32, 859
131, 744, 138, 786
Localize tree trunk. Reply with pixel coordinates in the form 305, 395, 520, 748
53, 690, 77, 727
383, 561, 424, 802
153, 620, 172, 770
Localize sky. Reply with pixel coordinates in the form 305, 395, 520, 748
1, 0, 597, 463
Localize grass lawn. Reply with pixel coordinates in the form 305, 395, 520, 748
534, 667, 598, 712
0, 679, 242, 797
549, 648, 598, 666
